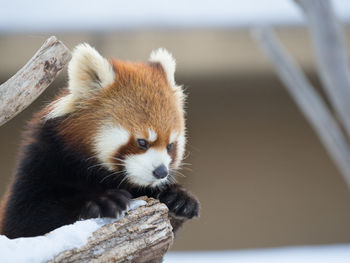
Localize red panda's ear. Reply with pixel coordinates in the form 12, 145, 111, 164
45, 44, 115, 119
149, 48, 177, 88
68, 43, 115, 100
149, 48, 186, 113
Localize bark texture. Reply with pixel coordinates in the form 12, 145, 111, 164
47, 197, 175, 263
0, 36, 71, 127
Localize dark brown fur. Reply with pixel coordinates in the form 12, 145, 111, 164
0, 51, 198, 238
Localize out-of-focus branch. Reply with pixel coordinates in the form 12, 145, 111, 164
0, 36, 71, 127
252, 26, 350, 188
295, 0, 350, 138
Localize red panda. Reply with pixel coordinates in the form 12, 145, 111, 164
0, 44, 199, 238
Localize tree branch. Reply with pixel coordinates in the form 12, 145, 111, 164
252, 26, 350, 188
47, 197, 174, 263
295, 0, 350, 138
0, 36, 71, 127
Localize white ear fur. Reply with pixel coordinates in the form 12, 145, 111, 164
149, 48, 176, 87
68, 43, 115, 99
149, 48, 186, 114
45, 43, 115, 119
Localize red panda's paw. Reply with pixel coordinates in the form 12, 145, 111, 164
158, 188, 200, 219
80, 189, 132, 219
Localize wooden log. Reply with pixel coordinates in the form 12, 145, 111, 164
252, 26, 350, 188
0, 36, 71, 127
295, 0, 350, 138
47, 197, 174, 263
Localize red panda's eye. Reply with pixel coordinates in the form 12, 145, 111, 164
137, 139, 149, 150
167, 143, 174, 152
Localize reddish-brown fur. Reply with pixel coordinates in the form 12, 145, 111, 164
56, 59, 184, 158
0, 189, 11, 232
0, 51, 199, 238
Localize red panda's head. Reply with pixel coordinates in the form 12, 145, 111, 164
46, 44, 186, 187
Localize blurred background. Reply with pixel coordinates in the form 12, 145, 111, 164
1, 0, 350, 252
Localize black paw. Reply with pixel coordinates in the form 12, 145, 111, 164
158, 188, 200, 219
80, 189, 131, 219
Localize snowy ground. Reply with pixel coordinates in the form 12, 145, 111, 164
165, 245, 350, 263
1, 199, 349, 263
0, 200, 146, 263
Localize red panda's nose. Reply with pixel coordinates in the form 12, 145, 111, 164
153, 165, 168, 179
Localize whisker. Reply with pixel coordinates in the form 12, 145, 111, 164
87, 163, 107, 170
111, 157, 126, 163
100, 170, 124, 183
178, 166, 193, 172
88, 163, 114, 170
167, 174, 177, 184
179, 162, 192, 166
187, 144, 201, 153
117, 176, 129, 189
170, 169, 186, 178
183, 151, 191, 160
84, 154, 100, 162
87, 161, 126, 171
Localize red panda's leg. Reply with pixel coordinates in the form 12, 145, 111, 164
80, 189, 131, 219
2, 186, 132, 238
157, 185, 200, 219
131, 184, 199, 219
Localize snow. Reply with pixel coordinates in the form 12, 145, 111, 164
164, 244, 350, 263
0, 199, 146, 263
1, 198, 349, 263
93, 248, 105, 256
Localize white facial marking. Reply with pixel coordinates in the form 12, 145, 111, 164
125, 149, 171, 186
148, 128, 158, 142
170, 131, 178, 144
94, 125, 129, 170
173, 131, 186, 168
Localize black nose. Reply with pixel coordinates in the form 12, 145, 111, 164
153, 165, 168, 179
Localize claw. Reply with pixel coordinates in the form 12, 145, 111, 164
80, 189, 132, 219
159, 187, 200, 219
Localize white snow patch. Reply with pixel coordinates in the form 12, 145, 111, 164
0, 199, 146, 263
93, 248, 105, 255
128, 199, 147, 210
164, 244, 350, 263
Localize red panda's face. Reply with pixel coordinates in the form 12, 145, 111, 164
94, 124, 184, 187
46, 44, 186, 187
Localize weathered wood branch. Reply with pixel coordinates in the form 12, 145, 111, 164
0, 36, 71, 127
47, 197, 174, 263
295, 0, 350, 138
252, 26, 350, 188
